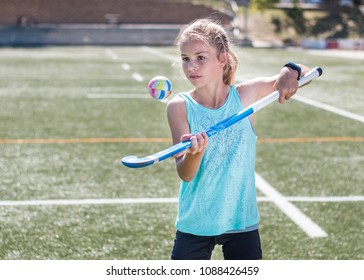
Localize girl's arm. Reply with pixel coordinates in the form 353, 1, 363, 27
237, 64, 311, 108
167, 96, 208, 182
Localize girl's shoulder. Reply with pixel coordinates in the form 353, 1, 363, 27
167, 93, 187, 117
167, 93, 186, 107
234, 79, 263, 108
235, 81, 255, 97
235, 79, 259, 94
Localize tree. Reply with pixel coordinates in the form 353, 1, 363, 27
248, 0, 363, 38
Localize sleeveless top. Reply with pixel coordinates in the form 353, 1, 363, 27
176, 85, 259, 236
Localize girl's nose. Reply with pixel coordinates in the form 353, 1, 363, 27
188, 61, 197, 72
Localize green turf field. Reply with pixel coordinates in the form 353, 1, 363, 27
0, 46, 363, 260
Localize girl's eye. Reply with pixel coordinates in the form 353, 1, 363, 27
198, 56, 205, 60
182, 57, 189, 62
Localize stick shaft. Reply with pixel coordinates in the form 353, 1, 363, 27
121, 67, 322, 168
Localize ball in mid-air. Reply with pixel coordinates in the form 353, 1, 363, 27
148, 76, 172, 100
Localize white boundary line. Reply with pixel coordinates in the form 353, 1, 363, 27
86, 93, 149, 99
0, 197, 178, 206
141, 46, 177, 61
132, 73, 144, 82
105, 48, 119, 60
1, 195, 363, 207
304, 49, 364, 60
286, 196, 364, 202
255, 173, 328, 238
293, 95, 364, 124
105, 48, 145, 83
121, 63, 131, 71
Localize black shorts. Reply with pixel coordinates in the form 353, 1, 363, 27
171, 229, 262, 260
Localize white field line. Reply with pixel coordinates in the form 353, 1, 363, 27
255, 173, 328, 238
86, 93, 170, 101
293, 95, 364, 124
141, 46, 177, 61
105, 48, 119, 60
121, 63, 131, 71
304, 49, 364, 60
105, 49, 145, 83
132, 72, 144, 82
1, 194, 362, 238
286, 196, 364, 202
86, 93, 149, 99
0, 198, 178, 206
1, 195, 363, 207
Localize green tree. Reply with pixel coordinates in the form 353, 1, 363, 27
248, 0, 363, 38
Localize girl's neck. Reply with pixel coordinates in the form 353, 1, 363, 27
191, 83, 230, 109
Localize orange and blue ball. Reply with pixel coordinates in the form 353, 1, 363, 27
148, 76, 172, 100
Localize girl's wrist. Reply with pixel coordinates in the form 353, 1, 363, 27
283, 62, 301, 80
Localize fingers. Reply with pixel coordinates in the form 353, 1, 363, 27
278, 82, 298, 103
180, 134, 192, 142
174, 132, 209, 158
275, 67, 299, 104
189, 132, 208, 155
173, 134, 191, 158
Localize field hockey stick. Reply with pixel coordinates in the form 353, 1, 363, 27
121, 67, 323, 168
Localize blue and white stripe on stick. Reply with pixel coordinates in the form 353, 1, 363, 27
121, 67, 323, 168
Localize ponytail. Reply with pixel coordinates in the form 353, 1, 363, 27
223, 50, 238, 85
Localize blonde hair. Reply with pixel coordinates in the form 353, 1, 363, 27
176, 18, 238, 85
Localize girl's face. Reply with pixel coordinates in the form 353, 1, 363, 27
180, 39, 225, 88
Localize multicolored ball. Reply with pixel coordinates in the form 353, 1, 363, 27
148, 76, 172, 100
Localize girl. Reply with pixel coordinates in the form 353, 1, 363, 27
167, 18, 309, 260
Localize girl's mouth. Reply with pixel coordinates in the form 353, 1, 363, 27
189, 75, 201, 80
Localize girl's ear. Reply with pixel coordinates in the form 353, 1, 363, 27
219, 52, 228, 68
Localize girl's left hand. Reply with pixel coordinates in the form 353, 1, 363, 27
173, 132, 209, 158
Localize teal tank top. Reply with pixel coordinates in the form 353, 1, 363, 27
176, 85, 259, 236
